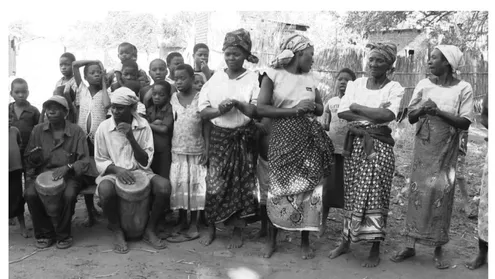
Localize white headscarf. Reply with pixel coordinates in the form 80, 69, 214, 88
435, 45, 463, 72
111, 87, 141, 120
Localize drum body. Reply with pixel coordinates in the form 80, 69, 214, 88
35, 171, 66, 225
115, 170, 151, 239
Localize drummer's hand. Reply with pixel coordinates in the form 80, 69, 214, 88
116, 122, 133, 138
52, 165, 70, 181
116, 168, 136, 184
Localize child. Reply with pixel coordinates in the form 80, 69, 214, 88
9, 78, 40, 160
319, 68, 356, 237
192, 43, 214, 81
142, 59, 168, 107
9, 113, 30, 238
73, 60, 109, 226
254, 117, 271, 238
112, 60, 147, 117
165, 52, 184, 91
166, 64, 208, 242
193, 73, 206, 92
51, 52, 78, 123
111, 42, 150, 91
146, 81, 174, 179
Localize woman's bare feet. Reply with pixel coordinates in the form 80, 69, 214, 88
390, 247, 416, 263
466, 252, 488, 270
434, 246, 450, 269
362, 242, 380, 268
228, 227, 243, 249
328, 240, 350, 259
199, 225, 216, 246
301, 231, 314, 260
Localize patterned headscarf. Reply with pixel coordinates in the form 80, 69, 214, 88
271, 34, 314, 69
435, 45, 463, 71
222, 28, 259, 64
366, 42, 397, 65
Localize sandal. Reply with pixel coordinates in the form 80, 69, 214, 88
35, 238, 55, 249
166, 232, 200, 243
143, 235, 167, 250
390, 249, 416, 263
56, 237, 73, 249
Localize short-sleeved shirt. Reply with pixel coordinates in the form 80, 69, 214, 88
337, 77, 405, 124
261, 68, 318, 109
23, 121, 96, 180
407, 78, 474, 122
94, 115, 155, 179
198, 69, 259, 128
9, 102, 41, 152
9, 127, 22, 172
146, 103, 174, 153
326, 96, 348, 154
55, 77, 78, 123
170, 93, 204, 155
55, 76, 78, 95
76, 82, 109, 140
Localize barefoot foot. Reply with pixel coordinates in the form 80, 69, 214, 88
143, 229, 167, 250
465, 253, 487, 270
328, 241, 350, 259
434, 247, 450, 269
301, 242, 315, 260
199, 225, 216, 246
390, 248, 416, 263
112, 230, 129, 254
228, 227, 243, 249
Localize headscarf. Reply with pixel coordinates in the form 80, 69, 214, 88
366, 42, 397, 65
222, 28, 259, 64
111, 87, 140, 119
435, 45, 463, 72
271, 34, 314, 69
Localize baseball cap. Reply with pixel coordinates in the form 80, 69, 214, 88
43, 95, 69, 111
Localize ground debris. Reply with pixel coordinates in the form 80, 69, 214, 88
94, 270, 119, 278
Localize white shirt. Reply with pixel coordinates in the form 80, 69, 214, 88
337, 77, 404, 123
198, 69, 259, 128
94, 115, 154, 179
76, 83, 109, 138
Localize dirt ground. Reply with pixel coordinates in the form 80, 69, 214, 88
9, 126, 488, 279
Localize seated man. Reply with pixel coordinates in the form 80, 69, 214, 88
24, 95, 97, 249
94, 87, 170, 254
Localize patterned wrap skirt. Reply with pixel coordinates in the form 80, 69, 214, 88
267, 116, 334, 231
342, 124, 395, 243
204, 123, 258, 224
402, 116, 459, 247
169, 153, 207, 211
478, 151, 488, 242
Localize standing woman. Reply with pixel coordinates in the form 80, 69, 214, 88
391, 45, 473, 269
257, 34, 334, 259
198, 29, 260, 249
328, 43, 404, 268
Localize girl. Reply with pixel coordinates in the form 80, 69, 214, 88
320, 68, 356, 236
146, 81, 174, 180
167, 64, 208, 242
193, 43, 214, 81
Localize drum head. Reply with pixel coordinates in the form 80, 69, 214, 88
115, 170, 150, 201
35, 171, 65, 196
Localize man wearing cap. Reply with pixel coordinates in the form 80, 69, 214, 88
94, 87, 170, 254
24, 95, 97, 249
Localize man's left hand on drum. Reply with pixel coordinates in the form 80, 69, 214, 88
52, 165, 70, 181
115, 167, 136, 185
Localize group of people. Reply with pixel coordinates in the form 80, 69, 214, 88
9, 28, 488, 271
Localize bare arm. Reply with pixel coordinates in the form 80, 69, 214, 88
350, 103, 395, 124
233, 100, 258, 119
337, 111, 374, 122
408, 107, 426, 124
314, 89, 324, 116
435, 109, 471, 130
481, 94, 488, 129
99, 62, 111, 109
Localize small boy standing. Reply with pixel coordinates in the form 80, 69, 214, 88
142, 59, 168, 106
9, 78, 41, 159
111, 42, 150, 91
9, 114, 30, 238
165, 52, 184, 92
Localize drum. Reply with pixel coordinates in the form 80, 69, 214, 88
115, 170, 151, 239
35, 171, 66, 225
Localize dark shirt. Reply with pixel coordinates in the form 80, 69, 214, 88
146, 103, 174, 153
9, 101, 41, 152
23, 120, 97, 181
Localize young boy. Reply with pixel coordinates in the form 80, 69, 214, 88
73, 59, 110, 226
111, 42, 150, 91
165, 52, 184, 90
142, 59, 168, 106
9, 113, 30, 238
111, 60, 146, 117
193, 73, 206, 92
9, 78, 40, 160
